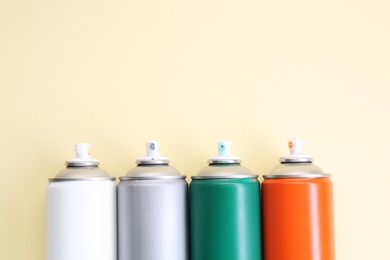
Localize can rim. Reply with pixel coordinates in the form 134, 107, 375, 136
119, 175, 186, 181
263, 172, 331, 178
136, 160, 170, 165
192, 175, 258, 180
66, 161, 100, 167
207, 159, 242, 164
280, 158, 312, 163
48, 177, 116, 182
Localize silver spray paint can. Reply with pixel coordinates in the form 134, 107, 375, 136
46, 143, 117, 260
118, 141, 188, 260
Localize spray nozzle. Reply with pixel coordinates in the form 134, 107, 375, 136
66, 143, 99, 166
146, 141, 160, 157
218, 141, 232, 156
208, 140, 241, 164
75, 143, 92, 159
280, 139, 312, 162
136, 141, 169, 165
288, 139, 305, 155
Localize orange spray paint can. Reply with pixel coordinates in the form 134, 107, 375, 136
262, 139, 335, 260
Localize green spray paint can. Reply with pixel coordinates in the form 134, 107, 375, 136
190, 141, 262, 260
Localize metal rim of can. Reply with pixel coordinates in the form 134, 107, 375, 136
263, 172, 331, 178
279, 158, 312, 163
66, 162, 100, 167
191, 175, 258, 180
207, 159, 242, 164
119, 175, 186, 181
48, 177, 116, 182
136, 160, 169, 165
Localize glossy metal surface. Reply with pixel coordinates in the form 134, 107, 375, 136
262, 177, 335, 260
118, 178, 188, 260
47, 179, 117, 260
190, 178, 261, 260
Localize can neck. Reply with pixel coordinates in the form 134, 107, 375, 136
208, 162, 241, 166
65, 165, 100, 169
136, 161, 170, 166
280, 158, 312, 163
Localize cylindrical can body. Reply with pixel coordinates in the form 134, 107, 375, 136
46, 180, 117, 260
262, 177, 335, 260
118, 177, 188, 260
190, 177, 261, 260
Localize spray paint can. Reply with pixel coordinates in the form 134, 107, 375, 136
190, 141, 262, 260
46, 143, 117, 260
118, 141, 188, 260
262, 139, 335, 260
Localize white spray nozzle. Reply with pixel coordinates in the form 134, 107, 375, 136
136, 141, 169, 165
146, 141, 160, 157
218, 141, 232, 156
66, 143, 99, 166
208, 140, 241, 164
288, 139, 305, 155
75, 143, 92, 159
279, 138, 312, 162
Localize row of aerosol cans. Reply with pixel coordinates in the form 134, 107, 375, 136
46, 139, 335, 260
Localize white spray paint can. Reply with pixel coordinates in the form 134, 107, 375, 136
118, 141, 188, 260
46, 143, 116, 260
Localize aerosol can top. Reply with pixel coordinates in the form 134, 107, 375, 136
50, 143, 113, 181
193, 141, 256, 179
264, 139, 330, 178
65, 143, 99, 167
122, 141, 183, 179
136, 141, 170, 165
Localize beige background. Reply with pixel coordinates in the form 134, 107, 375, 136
1, 0, 389, 259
